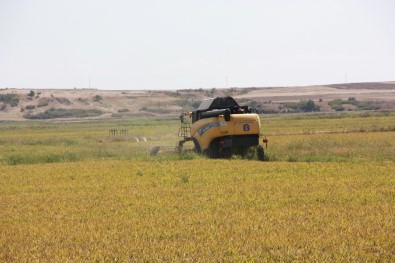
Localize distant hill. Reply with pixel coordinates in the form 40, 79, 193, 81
1, 82, 395, 121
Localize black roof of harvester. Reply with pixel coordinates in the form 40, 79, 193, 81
196, 97, 240, 112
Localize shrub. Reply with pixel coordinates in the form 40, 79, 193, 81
28, 90, 35, 98
25, 105, 36, 110
93, 95, 103, 102
0, 94, 19, 107
348, 97, 357, 103
328, 98, 380, 111
283, 100, 320, 112
328, 99, 344, 111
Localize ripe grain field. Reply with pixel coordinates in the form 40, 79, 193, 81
1, 111, 395, 261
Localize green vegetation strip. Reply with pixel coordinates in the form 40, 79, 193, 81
24, 108, 103, 119
328, 98, 380, 111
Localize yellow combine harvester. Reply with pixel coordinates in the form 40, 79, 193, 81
152, 96, 268, 160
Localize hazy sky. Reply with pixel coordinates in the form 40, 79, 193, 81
1, 0, 394, 90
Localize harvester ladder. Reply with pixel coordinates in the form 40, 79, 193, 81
178, 121, 191, 138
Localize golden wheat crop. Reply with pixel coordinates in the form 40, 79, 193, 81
1, 160, 394, 261
1, 112, 395, 261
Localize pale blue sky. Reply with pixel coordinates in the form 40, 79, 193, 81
0, 0, 394, 90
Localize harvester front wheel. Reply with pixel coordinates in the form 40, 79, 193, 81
257, 145, 265, 161
192, 138, 201, 153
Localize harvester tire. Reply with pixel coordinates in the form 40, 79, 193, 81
257, 145, 265, 161
192, 138, 201, 153
150, 146, 160, 156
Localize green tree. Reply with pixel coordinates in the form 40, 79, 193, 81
301, 100, 319, 112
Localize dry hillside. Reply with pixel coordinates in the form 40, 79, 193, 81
1, 82, 395, 121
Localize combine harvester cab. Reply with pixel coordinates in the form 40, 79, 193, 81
179, 96, 268, 160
